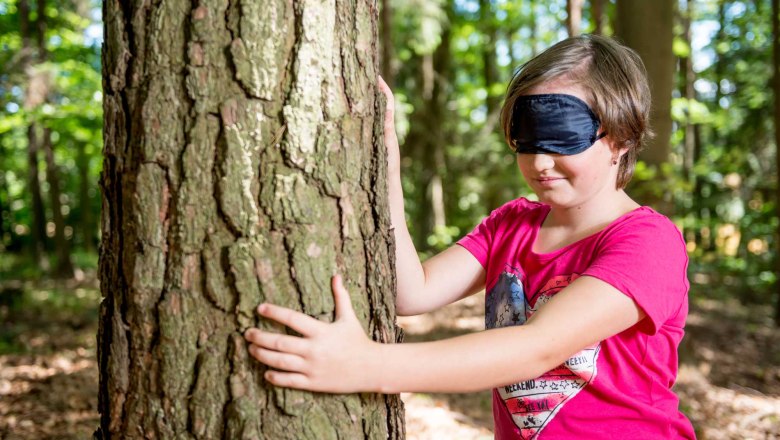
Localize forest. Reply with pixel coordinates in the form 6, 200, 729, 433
1, 0, 779, 438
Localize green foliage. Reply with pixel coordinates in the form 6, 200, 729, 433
0, 0, 102, 259
0, 0, 778, 312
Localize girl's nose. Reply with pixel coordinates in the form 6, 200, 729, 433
531, 153, 555, 171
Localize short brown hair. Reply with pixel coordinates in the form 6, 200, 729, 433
500, 34, 652, 189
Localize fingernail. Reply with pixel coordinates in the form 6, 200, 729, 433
257, 304, 266, 314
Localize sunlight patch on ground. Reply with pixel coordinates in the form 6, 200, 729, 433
402, 392, 493, 440
677, 364, 780, 439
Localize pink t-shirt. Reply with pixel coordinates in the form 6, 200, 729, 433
457, 198, 696, 439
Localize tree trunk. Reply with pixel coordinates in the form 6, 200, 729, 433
32, 0, 72, 277
0, 145, 7, 247
679, 0, 696, 183
566, 0, 584, 37
380, 0, 395, 88
616, 0, 675, 212
480, 0, 500, 114
771, 0, 780, 326
42, 127, 74, 278
530, 0, 538, 57
97, 0, 404, 438
19, 0, 48, 267
405, 15, 451, 250
592, 0, 604, 35
78, 142, 94, 252
26, 125, 48, 266
715, 0, 727, 102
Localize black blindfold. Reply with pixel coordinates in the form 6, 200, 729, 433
510, 94, 607, 155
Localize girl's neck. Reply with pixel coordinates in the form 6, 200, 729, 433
543, 190, 639, 232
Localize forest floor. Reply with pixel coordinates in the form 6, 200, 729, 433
0, 277, 778, 439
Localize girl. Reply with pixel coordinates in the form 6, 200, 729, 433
244, 34, 696, 439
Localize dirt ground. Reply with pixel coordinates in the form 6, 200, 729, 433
1, 280, 779, 439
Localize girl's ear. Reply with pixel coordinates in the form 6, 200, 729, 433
605, 137, 629, 164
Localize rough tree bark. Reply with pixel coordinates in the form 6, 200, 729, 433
97, 0, 404, 438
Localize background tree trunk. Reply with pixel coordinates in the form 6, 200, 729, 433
78, 142, 94, 252
20, 0, 48, 268
480, 0, 500, 114
591, 0, 604, 35
35, 0, 74, 277
616, 0, 675, 212
404, 17, 451, 251
97, 0, 404, 438
566, 0, 584, 37
42, 127, 74, 278
380, 0, 395, 88
771, 0, 780, 326
678, 0, 697, 184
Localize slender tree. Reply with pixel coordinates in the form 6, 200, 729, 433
97, 0, 404, 437
42, 126, 74, 277
36, 0, 75, 277
772, 0, 780, 326
19, 0, 48, 267
678, 0, 697, 183
480, 0, 500, 114
591, 0, 604, 35
380, 0, 395, 88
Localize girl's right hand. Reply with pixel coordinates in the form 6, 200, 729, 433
377, 75, 401, 178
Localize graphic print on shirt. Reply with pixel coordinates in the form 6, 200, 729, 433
485, 266, 527, 329
486, 272, 601, 440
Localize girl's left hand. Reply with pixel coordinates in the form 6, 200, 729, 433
244, 274, 381, 393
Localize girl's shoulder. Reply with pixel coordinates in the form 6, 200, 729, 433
602, 206, 687, 253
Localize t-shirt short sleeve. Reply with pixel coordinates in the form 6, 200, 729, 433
582, 214, 689, 335
457, 200, 523, 269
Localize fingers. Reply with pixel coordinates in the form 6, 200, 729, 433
248, 345, 306, 372
331, 274, 355, 321
244, 328, 309, 356
256, 303, 323, 337
264, 370, 310, 390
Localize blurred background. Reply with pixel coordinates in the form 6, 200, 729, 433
1, 0, 779, 438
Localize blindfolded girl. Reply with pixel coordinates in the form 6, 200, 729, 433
244, 34, 696, 439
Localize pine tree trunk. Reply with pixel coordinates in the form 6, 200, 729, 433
97, 0, 405, 438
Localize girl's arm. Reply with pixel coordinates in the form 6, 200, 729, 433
379, 76, 486, 316
244, 274, 646, 394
